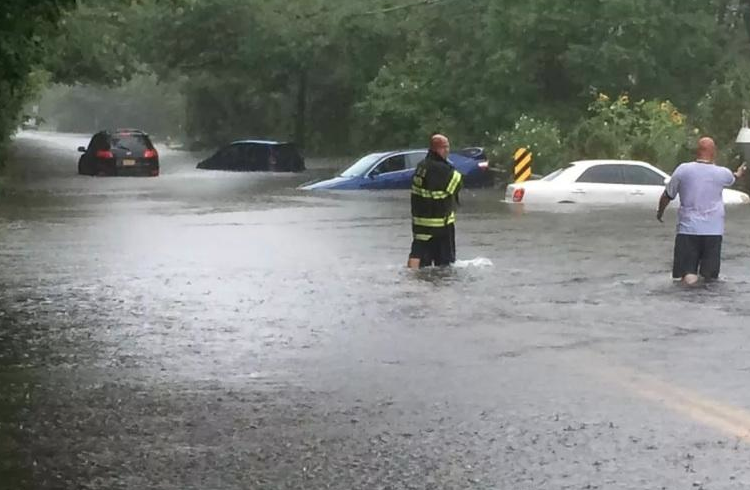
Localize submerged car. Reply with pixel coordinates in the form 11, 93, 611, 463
197, 140, 305, 172
300, 148, 492, 190
505, 160, 750, 205
78, 129, 159, 177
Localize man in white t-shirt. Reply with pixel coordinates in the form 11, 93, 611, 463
656, 137, 746, 285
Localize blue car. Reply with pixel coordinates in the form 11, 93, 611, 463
299, 148, 493, 190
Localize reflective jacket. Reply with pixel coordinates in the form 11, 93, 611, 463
411, 151, 463, 241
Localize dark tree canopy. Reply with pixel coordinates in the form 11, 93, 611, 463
4, 0, 750, 169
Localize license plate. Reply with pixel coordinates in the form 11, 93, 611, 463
123, 159, 136, 166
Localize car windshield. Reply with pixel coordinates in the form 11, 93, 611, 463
340, 153, 386, 177
111, 133, 152, 152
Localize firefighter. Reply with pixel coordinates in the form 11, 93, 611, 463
407, 134, 463, 269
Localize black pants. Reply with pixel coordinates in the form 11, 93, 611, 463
672, 234, 722, 279
410, 224, 456, 267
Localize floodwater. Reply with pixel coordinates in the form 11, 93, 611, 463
3, 132, 750, 489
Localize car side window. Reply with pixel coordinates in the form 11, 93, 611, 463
576, 164, 624, 184
88, 133, 108, 152
217, 145, 240, 164
248, 144, 270, 170
406, 152, 427, 169
372, 155, 407, 175
621, 166, 665, 186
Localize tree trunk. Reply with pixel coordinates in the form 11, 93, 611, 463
294, 69, 308, 150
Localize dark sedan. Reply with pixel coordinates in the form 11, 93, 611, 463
197, 140, 305, 172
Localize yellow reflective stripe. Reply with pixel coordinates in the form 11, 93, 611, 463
413, 212, 456, 227
413, 233, 432, 241
411, 186, 449, 199
445, 170, 462, 194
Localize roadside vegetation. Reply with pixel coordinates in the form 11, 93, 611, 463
4, 0, 750, 175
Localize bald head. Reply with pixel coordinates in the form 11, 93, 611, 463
430, 134, 450, 159
696, 137, 716, 163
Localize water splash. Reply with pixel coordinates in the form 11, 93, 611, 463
453, 257, 494, 269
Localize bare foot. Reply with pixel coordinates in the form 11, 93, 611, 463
682, 274, 700, 286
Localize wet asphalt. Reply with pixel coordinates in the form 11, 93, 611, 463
3, 132, 750, 489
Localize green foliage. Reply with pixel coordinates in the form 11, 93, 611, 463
0, 0, 75, 165
490, 115, 564, 175
117, 0, 406, 152
567, 95, 693, 171
694, 60, 750, 165
46, 0, 144, 86
5, 0, 750, 165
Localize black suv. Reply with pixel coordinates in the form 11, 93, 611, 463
78, 129, 159, 177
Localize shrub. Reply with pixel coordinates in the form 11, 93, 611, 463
693, 63, 750, 166
490, 114, 564, 176
567, 94, 693, 171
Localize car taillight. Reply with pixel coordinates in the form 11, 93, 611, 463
512, 188, 525, 203
96, 150, 114, 159
144, 149, 158, 159
477, 160, 489, 170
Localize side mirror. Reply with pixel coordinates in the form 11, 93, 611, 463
77, 146, 86, 153
368, 171, 379, 179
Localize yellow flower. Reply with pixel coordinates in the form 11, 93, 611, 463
619, 94, 629, 104
670, 110, 685, 125
597, 93, 610, 102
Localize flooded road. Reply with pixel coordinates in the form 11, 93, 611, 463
3, 132, 750, 489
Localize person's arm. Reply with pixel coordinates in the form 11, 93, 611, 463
445, 169, 462, 197
453, 170, 463, 205
656, 191, 671, 223
657, 166, 681, 222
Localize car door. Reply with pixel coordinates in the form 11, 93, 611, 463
245, 143, 268, 171
215, 145, 242, 170
620, 165, 668, 203
571, 164, 629, 203
360, 153, 411, 189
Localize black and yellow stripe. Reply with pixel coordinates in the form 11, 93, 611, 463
513, 148, 532, 183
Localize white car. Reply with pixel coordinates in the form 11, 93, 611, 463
505, 159, 750, 205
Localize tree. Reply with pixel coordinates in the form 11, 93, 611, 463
7, 0, 750, 165
0, 0, 75, 164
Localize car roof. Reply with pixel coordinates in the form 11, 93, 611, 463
231, 139, 291, 146
364, 151, 391, 159
112, 128, 148, 135
373, 148, 469, 157
369, 149, 426, 156
569, 159, 653, 168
